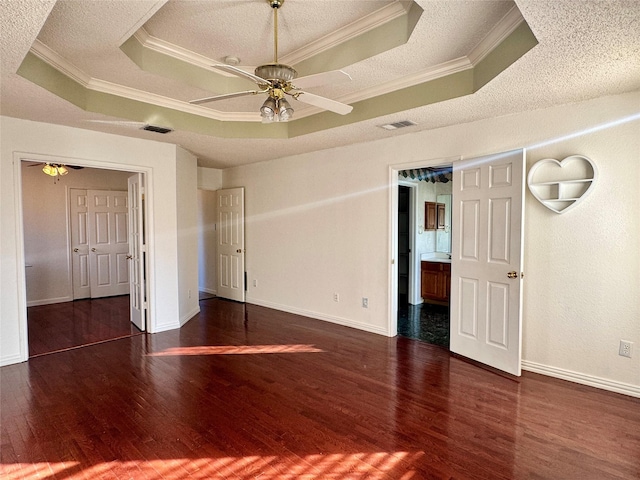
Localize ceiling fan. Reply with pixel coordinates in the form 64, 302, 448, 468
26, 161, 84, 179
190, 0, 354, 123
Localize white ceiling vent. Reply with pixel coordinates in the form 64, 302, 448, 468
379, 120, 417, 130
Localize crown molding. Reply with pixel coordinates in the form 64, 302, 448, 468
468, 5, 525, 65
339, 57, 473, 106
132, 1, 410, 74
31, 40, 90, 86
30, 40, 260, 122
133, 28, 221, 72
279, 1, 410, 66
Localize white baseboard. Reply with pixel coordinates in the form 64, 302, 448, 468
26, 296, 73, 307
522, 360, 640, 398
180, 306, 201, 326
199, 287, 216, 295
1, 352, 26, 367
246, 297, 389, 336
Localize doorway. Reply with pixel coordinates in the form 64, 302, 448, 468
21, 162, 146, 356
394, 165, 453, 348
391, 150, 526, 376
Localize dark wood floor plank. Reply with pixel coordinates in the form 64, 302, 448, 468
2, 297, 639, 479
27, 296, 141, 357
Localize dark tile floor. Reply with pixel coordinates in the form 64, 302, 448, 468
397, 302, 450, 348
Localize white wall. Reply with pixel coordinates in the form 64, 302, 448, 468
223, 92, 640, 396
1, 117, 190, 365
176, 147, 199, 325
21, 164, 131, 305
197, 167, 222, 190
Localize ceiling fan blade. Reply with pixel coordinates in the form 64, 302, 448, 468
211, 64, 271, 86
292, 91, 353, 115
190, 89, 265, 105
292, 70, 352, 90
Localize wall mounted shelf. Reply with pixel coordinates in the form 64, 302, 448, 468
527, 155, 597, 214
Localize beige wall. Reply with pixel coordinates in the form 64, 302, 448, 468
222, 91, 640, 395
21, 164, 131, 305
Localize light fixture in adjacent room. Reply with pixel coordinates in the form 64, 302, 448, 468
42, 163, 69, 177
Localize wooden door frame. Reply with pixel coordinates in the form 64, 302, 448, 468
388, 156, 460, 337
13, 153, 153, 360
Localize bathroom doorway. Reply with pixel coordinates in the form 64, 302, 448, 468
396, 166, 453, 348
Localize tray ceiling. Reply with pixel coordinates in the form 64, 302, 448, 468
2, 1, 639, 168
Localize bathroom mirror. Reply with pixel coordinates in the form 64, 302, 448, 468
436, 194, 451, 253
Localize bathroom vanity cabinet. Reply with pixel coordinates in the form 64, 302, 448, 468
421, 261, 451, 304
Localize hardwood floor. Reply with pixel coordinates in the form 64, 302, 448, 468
27, 296, 142, 357
2, 298, 639, 479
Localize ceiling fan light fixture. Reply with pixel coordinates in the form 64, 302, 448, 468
260, 97, 277, 123
42, 163, 68, 177
278, 97, 294, 121
42, 163, 55, 176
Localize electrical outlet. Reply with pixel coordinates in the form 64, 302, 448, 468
619, 340, 633, 358
253, 279, 258, 287
333, 293, 339, 302
362, 297, 368, 308
188, 289, 191, 299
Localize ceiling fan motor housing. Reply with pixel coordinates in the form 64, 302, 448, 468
255, 63, 297, 85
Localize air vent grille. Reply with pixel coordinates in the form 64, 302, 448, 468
379, 120, 417, 130
141, 125, 173, 134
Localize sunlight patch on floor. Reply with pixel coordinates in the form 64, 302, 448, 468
147, 344, 325, 356
2, 452, 425, 479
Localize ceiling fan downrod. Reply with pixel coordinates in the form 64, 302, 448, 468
268, 0, 284, 63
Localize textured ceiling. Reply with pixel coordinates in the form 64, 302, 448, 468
1, 1, 639, 169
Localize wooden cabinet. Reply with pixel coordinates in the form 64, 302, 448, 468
425, 202, 446, 230
421, 261, 451, 304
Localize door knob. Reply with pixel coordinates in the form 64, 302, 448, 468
507, 271, 518, 279
126, 255, 133, 260
236, 249, 242, 253
73, 248, 79, 253
91, 248, 96, 252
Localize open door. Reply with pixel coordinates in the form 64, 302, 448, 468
128, 174, 146, 331
216, 187, 245, 302
450, 149, 525, 376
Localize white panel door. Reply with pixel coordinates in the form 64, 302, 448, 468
216, 187, 245, 302
450, 149, 525, 376
87, 190, 130, 298
128, 175, 146, 331
70, 189, 91, 300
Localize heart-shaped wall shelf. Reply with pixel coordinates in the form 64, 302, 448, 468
527, 155, 598, 214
